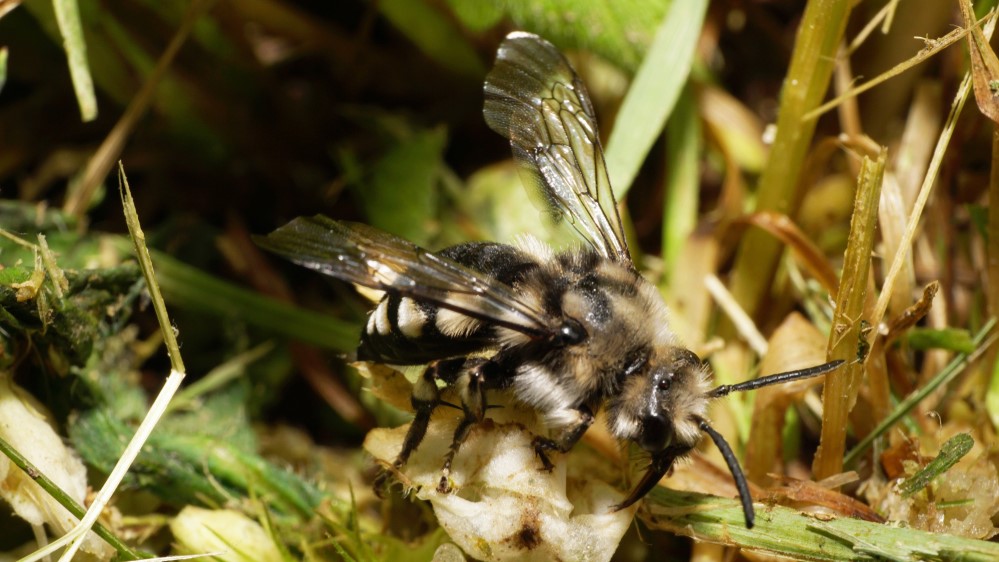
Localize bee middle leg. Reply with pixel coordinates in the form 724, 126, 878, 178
532, 406, 594, 472
436, 359, 503, 493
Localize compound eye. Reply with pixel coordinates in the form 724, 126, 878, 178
677, 348, 701, 367
556, 318, 586, 345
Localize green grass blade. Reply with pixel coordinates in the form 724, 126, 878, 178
644, 487, 999, 561
899, 433, 975, 497
661, 85, 700, 279
0, 47, 7, 94
52, 0, 97, 121
844, 318, 996, 467
604, 0, 708, 198
378, 0, 484, 77
0, 434, 146, 560
727, 0, 852, 320
814, 150, 885, 479
109, 237, 360, 352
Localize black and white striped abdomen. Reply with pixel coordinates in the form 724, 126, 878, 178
356, 242, 540, 365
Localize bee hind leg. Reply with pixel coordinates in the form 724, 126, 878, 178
375, 358, 462, 496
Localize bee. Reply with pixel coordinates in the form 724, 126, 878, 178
258, 31, 843, 528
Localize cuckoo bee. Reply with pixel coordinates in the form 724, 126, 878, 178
258, 31, 842, 528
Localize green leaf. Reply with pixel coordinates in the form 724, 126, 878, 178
53, 0, 97, 121
355, 127, 448, 247
444, 0, 505, 32
899, 433, 975, 497
727, 0, 853, 320
501, 0, 667, 71
661, 85, 700, 278
0, 47, 7, 94
988, 352, 999, 432
646, 486, 999, 561
379, 0, 484, 77
605, 0, 709, 197
907, 327, 976, 353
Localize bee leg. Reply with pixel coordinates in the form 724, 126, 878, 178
437, 361, 495, 493
375, 358, 464, 495
532, 407, 594, 472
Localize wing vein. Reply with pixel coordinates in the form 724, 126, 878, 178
483, 32, 632, 264
256, 216, 555, 337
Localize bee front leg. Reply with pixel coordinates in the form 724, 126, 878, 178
532, 407, 594, 472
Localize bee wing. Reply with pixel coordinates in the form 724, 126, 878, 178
257, 215, 554, 337
484, 31, 631, 264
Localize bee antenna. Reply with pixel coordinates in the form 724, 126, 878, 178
698, 418, 755, 528
707, 359, 843, 399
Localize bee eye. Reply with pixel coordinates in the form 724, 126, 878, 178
678, 349, 701, 367
657, 376, 672, 391
556, 319, 586, 345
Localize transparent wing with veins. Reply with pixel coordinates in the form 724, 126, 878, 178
256, 215, 556, 337
484, 31, 631, 265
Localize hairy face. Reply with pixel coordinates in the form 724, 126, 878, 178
606, 347, 712, 452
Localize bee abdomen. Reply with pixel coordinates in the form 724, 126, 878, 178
357, 242, 540, 365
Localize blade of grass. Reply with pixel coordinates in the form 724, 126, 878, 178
21, 164, 189, 562
661, 85, 700, 278
987, 46, 999, 434
961, 0, 999, 124
378, 0, 483, 77
119, 165, 185, 375
868, 12, 996, 353
0, 47, 7, 94
803, 15, 983, 122
813, 149, 885, 480
728, 0, 852, 322
844, 318, 996, 467
0, 435, 145, 560
62, 0, 210, 218
52, 0, 97, 121
123, 241, 360, 352
642, 487, 999, 561
604, 0, 708, 198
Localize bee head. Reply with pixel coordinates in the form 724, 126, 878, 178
608, 347, 712, 454
612, 356, 843, 527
